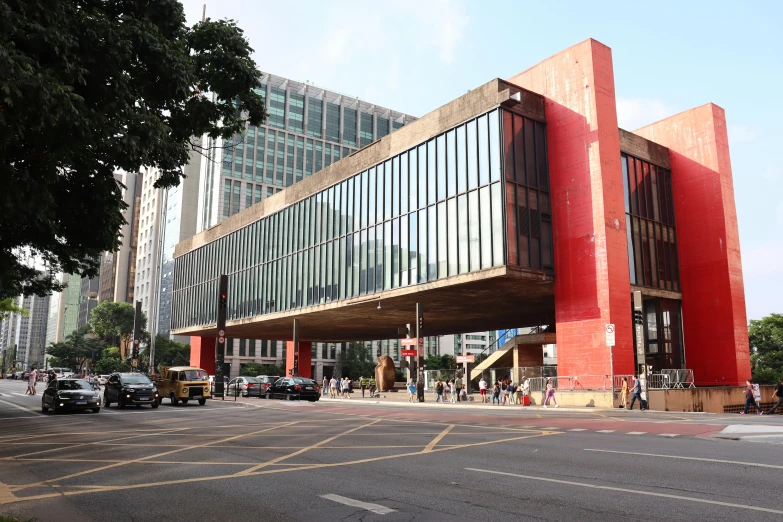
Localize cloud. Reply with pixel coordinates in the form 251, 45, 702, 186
729, 123, 756, 145
616, 98, 678, 130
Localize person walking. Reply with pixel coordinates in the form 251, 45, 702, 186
543, 378, 559, 408
26, 368, 37, 395
522, 377, 530, 405
492, 381, 501, 405
329, 376, 338, 398
322, 376, 329, 396
455, 375, 463, 403
742, 379, 763, 414
369, 377, 376, 398
514, 381, 522, 405
449, 379, 456, 403
479, 377, 488, 403
407, 380, 416, 402
628, 375, 644, 410
360, 376, 369, 398
343, 377, 352, 399
435, 380, 445, 404
753, 382, 762, 414
767, 377, 783, 415
620, 376, 630, 409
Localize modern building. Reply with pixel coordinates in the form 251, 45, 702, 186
78, 276, 99, 330
99, 171, 140, 304
0, 295, 49, 369
173, 39, 749, 388
439, 332, 497, 358
45, 273, 82, 346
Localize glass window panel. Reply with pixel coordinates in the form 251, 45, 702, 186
468, 190, 480, 271
400, 214, 409, 286
418, 209, 428, 283
477, 114, 490, 186
418, 144, 427, 209
650, 164, 661, 222
516, 185, 530, 268
343, 108, 357, 147
490, 183, 505, 267
446, 129, 457, 198
367, 226, 376, 292
428, 206, 437, 280
315, 141, 323, 173
360, 112, 374, 148
621, 154, 631, 213
458, 194, 468, 274
513, 114, 525, 185
268, 87, 286, 128
392, 157, 399, 218
457, 125, 467, 193
437, 202, 447, 278
368, 167, 376, 225
626, 215, 636, 285
401, 152, 409, 214
437, 135, 447, 201
628, 157, 639, 215
275, 133, 285, 186
409, 148, 418, 210
428, 140, 437, 205
467, 119, 478, 190
289, 92, 304, 134
632, 217, 644, 285
409, 211, 418, 283
525, 118, 536, 187
324, 143, 332, 168
382, 161, 391, 221
360, 170, 368, 228
635, 158, 647, 218
353, 232, 360, 296
489, 110, 501, 182
340, 180, 347, 236
352, 176, 359, 233
339, 236, 347, 299
305, 138, 313, 177
448, 198, 458, 276
377, 117, 389, 139
384, 221, 392, 290
325, 102, 340, 142
535, 121, 549, 190
307, 97, 323, 138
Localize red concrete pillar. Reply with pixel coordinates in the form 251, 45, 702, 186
634, 104, 750, 386
189, 336, 215, 375
508, 39, 635, 384
285, 341, 312, 379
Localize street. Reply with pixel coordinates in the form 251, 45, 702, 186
0, 379, 781, 521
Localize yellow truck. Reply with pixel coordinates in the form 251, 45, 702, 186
154, 366, 211, 406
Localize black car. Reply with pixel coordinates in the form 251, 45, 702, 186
265, 377, 320, 402
41, 379, 101, 414
257, 375, 280, 398
104, 373, 159, 409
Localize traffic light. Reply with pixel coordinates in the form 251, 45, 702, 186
633, 310, 644, 326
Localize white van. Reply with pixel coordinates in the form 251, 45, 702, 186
50, 367, 75, 379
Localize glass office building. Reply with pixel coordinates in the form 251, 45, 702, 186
172, 106, 552, 331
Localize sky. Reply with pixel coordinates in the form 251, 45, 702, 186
181, 0, 782, 321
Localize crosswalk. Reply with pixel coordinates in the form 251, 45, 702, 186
529, 426, 681, 438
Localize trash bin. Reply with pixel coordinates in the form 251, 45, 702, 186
416, 381, 425, 402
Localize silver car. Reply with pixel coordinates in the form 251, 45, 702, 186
226, 376, 262, 397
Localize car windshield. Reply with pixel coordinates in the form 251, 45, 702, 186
181, 370, 208, 381
292, 378, 315, 384
58, 380, 92, 390
122, 375, 151, 384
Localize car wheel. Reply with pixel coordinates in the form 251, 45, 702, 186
41, 400, 48, 413
151, 402, 159, 409
285, 393, 292, 401
265, 391, 271, 400
92, 408, 100, 413
170, 394, 178, 406
198, 399, 207, 406
181, 399, 189, 404
103, 394, 110, 407
117, 397, 126, 409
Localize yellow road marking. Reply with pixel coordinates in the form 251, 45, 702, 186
0, 482, 16, 505
423, 425, 454, 452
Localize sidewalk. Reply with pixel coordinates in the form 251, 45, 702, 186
712, 424, 783, 444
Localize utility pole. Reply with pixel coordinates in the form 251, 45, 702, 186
131, 301, 142, 372
416, 303, 424, 402
215, 275, 228, 399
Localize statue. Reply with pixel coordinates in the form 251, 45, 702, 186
375, 355, 396, 392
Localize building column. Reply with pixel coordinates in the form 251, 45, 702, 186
634, 104, 750, 386
285, 341, 312, 379
508, 39, 635, 386
189, 336, 215, 375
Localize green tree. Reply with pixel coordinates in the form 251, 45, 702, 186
239, 362, 283, 377
46, 329, 105, 375
89, 301, 145, 353
440, 354, 457, 370
94, 357, 131, 375
424, 354, 442, 370
749, 313, 783, 383
337, 342, 376, 380
144, 335, 190, 372
1, 0, 266, 300
0, 298, 27, 319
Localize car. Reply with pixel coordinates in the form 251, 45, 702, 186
98, 375, 110, 385
41, 378, 101, 414
227, 376, 262, 397
103, 373, 160, 409
256, 375, 280, 397
265, 377, 320, 402
153, 366, 211, 406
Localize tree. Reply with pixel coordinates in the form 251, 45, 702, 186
749, 313, 783, 383
0, 298, 27, 319
46, 329, 105, 375
240, 362, 283, 377
336, 342, 377, 380
440, 354, 457, 370
143, 335, 189, 372
1, 0, 266, 300
424, 354, 442, 370
89, 301, 145, 355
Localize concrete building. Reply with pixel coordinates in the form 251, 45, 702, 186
78, 276, 99, 330
99, 171, 141, 305
0, 295, 49, 369
134, 166, 165, 341
172, 39, 750, 389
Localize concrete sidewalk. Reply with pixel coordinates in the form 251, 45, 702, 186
712, 424, 783, 444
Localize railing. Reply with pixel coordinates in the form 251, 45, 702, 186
529, 370, 696, 392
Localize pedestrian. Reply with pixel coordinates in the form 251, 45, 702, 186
343, 377, 351, 398
742, 379, 763, 414
360, 375, 369, 398
407, 380, 416, 402
620, 376, 629, 409
479, 377, 488, 403
514, 381, 523, 405
455, 375, 463, 403
767, 377, 783, 415
449, 379, 456, 403
322, 376, 328, 396
460, 385, 467, 401
435, 380, 445, 404
628, 375, 644, 410
543, 378, 559, 408
329, 376, 338, 398
26, 368, 37, 395
753, 382, 762, 413
369, 377, 376, 398
522, 377, 530, 405
492, 382, 500, 405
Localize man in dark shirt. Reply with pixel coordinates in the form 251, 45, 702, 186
742, 379, 763, 414
767, 378, 783, 415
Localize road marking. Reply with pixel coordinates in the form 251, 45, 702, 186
0, 482, 17, 505
540, 427, 559, 430
424, 424, 455, 452
596, 430, 616, 433
0, 398, 41, 416
658, 434, 679, 437
584, 449, 783, 470
626, 432, 647, 435
567, 428, 587, 432
465, 468, 783, 515
320, 494, 395, 515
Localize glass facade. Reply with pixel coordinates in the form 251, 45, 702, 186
621, 153, 680, 291
173, 108, 550, 332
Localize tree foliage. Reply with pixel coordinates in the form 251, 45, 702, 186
89, 301, 144, 350
240, 362, 283, 377
749, 313, 783, 383
0, 298, 27, 319
146, 335, 190, 372
337, 342, 377, 380
46, 329, 105, 374
0, 0, 266, 300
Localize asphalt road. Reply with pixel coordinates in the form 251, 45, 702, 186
0, 379, 781, 522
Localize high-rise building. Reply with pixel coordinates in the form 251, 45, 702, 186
133, 166, 165, 338
78, 276, 99, 330
0, 295, 49, 369
99, 170, 141, 304
45, 273, 82, 347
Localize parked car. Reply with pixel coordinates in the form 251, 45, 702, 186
265, 377, 320, 402
98, 375, 110, 385
256, 375, 280, 397
103, 373, 160, 409
41, 379, 101, 414
227, 376, 262, 397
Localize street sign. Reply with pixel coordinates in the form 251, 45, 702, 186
456, 355, 475, 363
605, 324, 615, 347
401, 338, 417, 346
131, 358, 138, 368
134, 339, 140, 345
418, 337, 424, 349
218, 329, 225, 337
218, 336, 225, 344
401, 349, 418, 357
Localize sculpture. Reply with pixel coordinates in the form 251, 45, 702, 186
375, 355, 396, 392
